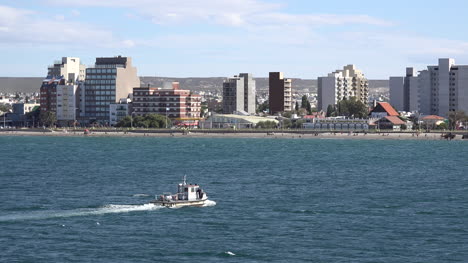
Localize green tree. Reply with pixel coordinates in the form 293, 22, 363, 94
306, 100, 312, 115
337, 97, 368, 118
292, 119, 305, 129
301, 95, 308, 109
0, 104, 12, 113
326, 104, 336, 117
256, 121, 277, 129
116, 114, 170, 128
295, 101, 299, 111
39, 111, 56, 127
448, 110, 467, 130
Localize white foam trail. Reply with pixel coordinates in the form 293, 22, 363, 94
203, 200, 217, 207
0, 203, 163, 222
132, 194, 151, 197
225, 251, 236, 256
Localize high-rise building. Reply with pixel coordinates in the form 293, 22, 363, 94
40, 57, 86, 116
47, 57, 86, 83
390, 58, 468, 117
240, 73, 256, 114
83, 56, 140, 124
269, 72, 292, 114
222, 76, 244, 114
317, 65, 369, 111
133, 82, 201, 120
56, 84, 78, 123
222, 73, 256, 114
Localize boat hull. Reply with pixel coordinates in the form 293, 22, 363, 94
150, 199, 207, 208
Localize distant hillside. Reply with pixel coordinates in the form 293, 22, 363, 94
1, 77, 389, 94
0, 77, 43, 94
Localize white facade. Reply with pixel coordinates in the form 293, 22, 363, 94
56, 85, 77, 121
109, 102, 130, 126
390, 58, 468, 117
317, 65, 369, 111
239, 73, 256, 114
48, 57, 86, 83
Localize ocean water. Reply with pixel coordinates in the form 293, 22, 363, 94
0, 136, 467, 262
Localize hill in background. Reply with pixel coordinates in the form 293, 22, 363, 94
1, 77, 389, 94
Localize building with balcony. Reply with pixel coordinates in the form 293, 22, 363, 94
390, 58, 468, 117
56, 84, 79, 125
83, 56, 140, 124
269, 72, 292, 114
132, 82, 201, 122
318, 65, 369, 111
109, 98, 131, 126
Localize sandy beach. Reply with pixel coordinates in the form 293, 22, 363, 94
0, 129, 465, 141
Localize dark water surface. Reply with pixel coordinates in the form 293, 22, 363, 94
0, 136, 467, 262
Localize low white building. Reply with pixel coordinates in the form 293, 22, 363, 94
109, 98, 131, 126
200, 114, 278, 129
303, 117, 369, 130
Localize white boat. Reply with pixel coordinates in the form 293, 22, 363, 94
150, 176, 209, 208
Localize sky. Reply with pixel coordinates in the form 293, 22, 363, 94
1, 0, 468, 79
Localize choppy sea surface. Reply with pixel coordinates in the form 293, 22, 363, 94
0, 136, 467, 262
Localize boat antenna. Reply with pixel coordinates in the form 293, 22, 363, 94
183, 175, 186, 185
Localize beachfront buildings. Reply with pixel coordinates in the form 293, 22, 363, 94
317, 65, 369, 111
269, 72, 292, 114
390, 58, 468, 117
132, 82, 201, 124
222, 73, 256, 114
40, 57, 85, 116
82, 56, 140, 124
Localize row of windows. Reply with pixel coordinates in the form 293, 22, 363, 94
85, 101, 111, 106
86, 74, 116, 80
85, 91, 116, 95
83, 112, 110, 117
86, 80, 116, 85
86, 68, 117, 74
84, 96, 115, 101
84, 85, 116, 90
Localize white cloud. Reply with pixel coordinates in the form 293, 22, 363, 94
44, 0, 391, 28
71, 9, 80, 17
0, 5, 128, 48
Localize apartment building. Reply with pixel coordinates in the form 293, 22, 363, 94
83, 56, 140, 124
390, 58, 468, 117
317, 65, 369, 111
40, 57, 85, 115
269, 72, 292, 114
132, 82, 201, 119
222, 73, 256, 114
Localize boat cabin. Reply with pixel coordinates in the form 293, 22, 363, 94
178, 183, 205, 201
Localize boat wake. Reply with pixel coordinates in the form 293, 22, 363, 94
203, 200, 217, 207
0, 203, 163, 222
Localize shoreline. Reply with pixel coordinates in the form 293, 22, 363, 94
0, 130, 465, 141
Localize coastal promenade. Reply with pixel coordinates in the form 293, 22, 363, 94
0, 128, 466, 141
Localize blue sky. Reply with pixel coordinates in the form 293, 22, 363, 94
1, 0, 468, 79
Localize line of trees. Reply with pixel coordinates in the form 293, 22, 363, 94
326, 97, 368, 118
116, 114, 170, 128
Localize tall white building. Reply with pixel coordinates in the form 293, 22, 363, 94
222, 73, 256, 114
390, 58, 468, 117
56, 85, 78, 122
317, 65, 369, 111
